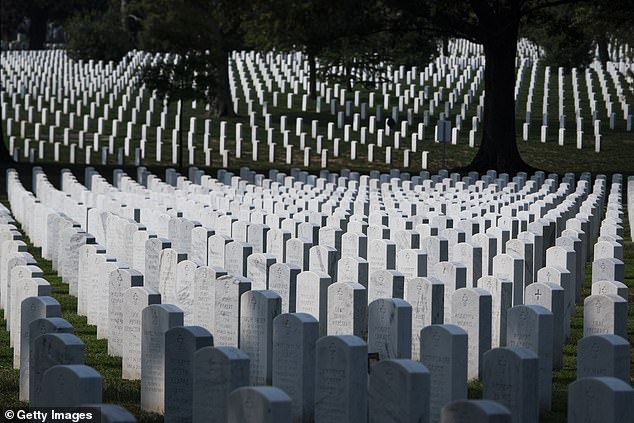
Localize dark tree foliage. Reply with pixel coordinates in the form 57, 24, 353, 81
385, 0, 588, 173
0, 0, 105, 49
65, 5, 134, 62
133, 0, 245, 117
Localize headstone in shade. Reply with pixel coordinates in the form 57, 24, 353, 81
190, 226, 213, 266
451, 288, 492, 380
267, 228, 291, 263
208, 234, 232, 269
420, 324, 468, 423
420, 236, 449, 269
591, 280, 628, 301
440, 399, 512, 423
432, 262, 467, 321
272, 313, 319, 423
453, 242, 483, 287
314, 335, 367, 423
140, 304, 184, 413
309, 244, 338, 280
505, 305, 554, 411
228, 386, 292, 423
239, 290, 282, 385
164, 326, 214, 423
506, 238, 534, 288
286, 238, 312, 271
368, 269, 405, 303
122, 286, 161, 380
11, 276, 49, 365
268, 262, 301, 313
368, 298, 412, 360
477, 276, 512, 348
337, 256, 369, 288
402, 276, 443, 360
545, 245, 577, 309
396, 248, 428, 281
192, 346, 250, 423
327, 282, 367, 337
583, 294, 627, 338
482, 347, 539, 423
108, 268, 144, 357
492, 253, 524, 306
214, 275, 251, 347
591, 257, 624, 283
368, 359, 430, 423
472, 233, 498, 278
568, 377, 634, 423
536, 266, 572, 339
192, 266, 226, 333
21, 316, 72, 401
341, 231, 368, 259
40, 364, 101, 407
246, 253, 276, 290
524, 282, 565, 369
367, 238, 397, 274
30, 333, 85, 407
577, 334, 630, 383
145, 238, 171, 291
158, 248, 187, 304
9, 268, 46, 349
175, 260, 199, 325
295, 270, 331, 336
225, 241, 253, 277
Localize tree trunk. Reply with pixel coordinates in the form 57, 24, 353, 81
120, 0, 128, 30
28, 7, 47, 50
0, 114, 15, 164
465, 21, 535, 174
597, 36, 610, 68
308, 52, 317, 100
210, 51, 236, 118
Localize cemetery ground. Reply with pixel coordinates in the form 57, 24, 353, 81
0, 191, 632, 422
3, 46, 634, 175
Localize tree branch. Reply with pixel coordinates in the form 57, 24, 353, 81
521, 0, 588, 16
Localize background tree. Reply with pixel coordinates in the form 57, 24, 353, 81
133, 0, 245, 117
386, 0, 590, 173
64, 2, 134, 61
244, 0, 393, 98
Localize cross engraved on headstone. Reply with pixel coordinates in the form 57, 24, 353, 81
461, 293, 468, 307
600, 286, 607, 295
594, 298, 602, 314
534, 289, 542, 301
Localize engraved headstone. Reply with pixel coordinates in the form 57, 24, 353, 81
272, 313, 319, 423
140, 304, 184, 413
420, 324, 468, 423
164, 326, 214, 423
122, 286, 161, 380
577, 334, 630, 383
239, 290, 282, 385
482, 347, 539, 423
314, 335, 367, 423
193, 346, 250, 423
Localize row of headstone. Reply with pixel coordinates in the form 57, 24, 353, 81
3, 168, 628, 423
